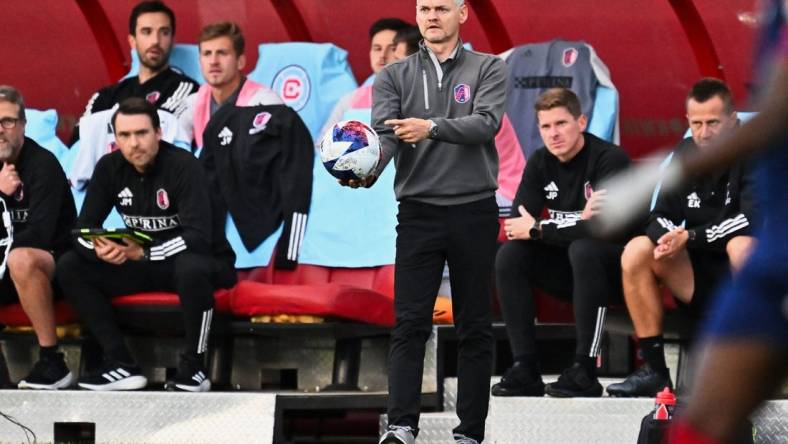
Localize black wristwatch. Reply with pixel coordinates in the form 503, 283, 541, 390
428, 120, 438, 139
687, 229, 697, 242
529, 220, 542, 240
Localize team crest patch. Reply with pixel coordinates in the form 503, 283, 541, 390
562, 48, 579, 67
584, 181, 593, 200
272, 65, 311, 111
453, 84, 471, 104
13, 184, 23, 202
249, 112, 272, 135
145, 91, 161, 104
156, 188, 170, 210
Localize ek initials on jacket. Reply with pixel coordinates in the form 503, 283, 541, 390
646, 138, 760, 251
201, 104, 314, 269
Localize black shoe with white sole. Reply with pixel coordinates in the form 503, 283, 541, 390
18, 353, 74, 390
78, 359, 147, 391
164, 354, 211, 392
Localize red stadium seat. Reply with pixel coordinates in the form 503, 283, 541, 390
112, 288, 234, 313
0, 301, 77, 327
232, 264, 395, 326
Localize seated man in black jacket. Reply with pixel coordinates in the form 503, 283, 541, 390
492, 88, 630, 398
607, 78, 758, 397
0, 86, 77, 390
57, 98, 236, 392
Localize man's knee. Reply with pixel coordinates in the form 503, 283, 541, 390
726, 236, 755, 270
495, 241, 538, 276
621, 236, 655, 276
568, 238, 606, 265
55, 251, 87, 288
173, 253, 212, 283
7, 248, 54, 281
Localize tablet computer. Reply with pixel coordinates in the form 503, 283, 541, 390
72, 228, 153, 246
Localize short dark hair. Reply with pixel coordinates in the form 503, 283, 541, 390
112, 97, 160, 131
369, 18, 411, 40
394, 26, 421, 56
129, 1, 175, 36
199, 21, 245, 55
687, 77, 734, 113
534, 88, 582, 118
0, 85, 26, 122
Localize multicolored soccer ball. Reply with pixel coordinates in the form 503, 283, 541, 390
318, 120, 381, 181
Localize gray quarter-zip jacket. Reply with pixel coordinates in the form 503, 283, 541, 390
372, 41, 507, 205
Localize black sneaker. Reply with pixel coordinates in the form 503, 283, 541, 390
78, 359, 147, 391
164, 354, 211, 392
606, 364, 673, 397
490, 361, 544, 397
18, 353, 74, 390
545, 362, 603, 397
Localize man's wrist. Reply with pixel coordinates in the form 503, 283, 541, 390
529, 219, 542, 240
427, 119, 438, 139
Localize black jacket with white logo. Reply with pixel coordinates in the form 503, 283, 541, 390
71, 67, 198, 144
512, 132, 631, 246
2, 137, 76, 255
75, 142, 234, 265
201, 104, 313, 269
646, 138, 759, 252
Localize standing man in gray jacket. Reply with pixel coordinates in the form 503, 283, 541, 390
344, 1, 507, 443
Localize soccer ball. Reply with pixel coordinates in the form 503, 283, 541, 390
318, 120, 381, 181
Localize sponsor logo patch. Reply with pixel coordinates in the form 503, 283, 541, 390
272, 65, 311, 111
453, 83, 471, 104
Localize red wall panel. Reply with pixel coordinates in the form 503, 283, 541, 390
0, 0, 759, 157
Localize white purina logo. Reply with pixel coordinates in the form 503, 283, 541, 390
544, 181, 559, 200
118, 187, 133, 207
218, 127, 233, 146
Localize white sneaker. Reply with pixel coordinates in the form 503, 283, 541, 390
379, 425, 415, 444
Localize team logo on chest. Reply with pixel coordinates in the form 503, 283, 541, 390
687, 191, 701, 208
545, 181, 559, 200
249, 112, 272, 135
454, 84, 471, 104
145, 91, 161, 104
562, 48, 579, 67
13, 184, 23, 202
584, 181, 593, 200
156, 188, 170, 210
